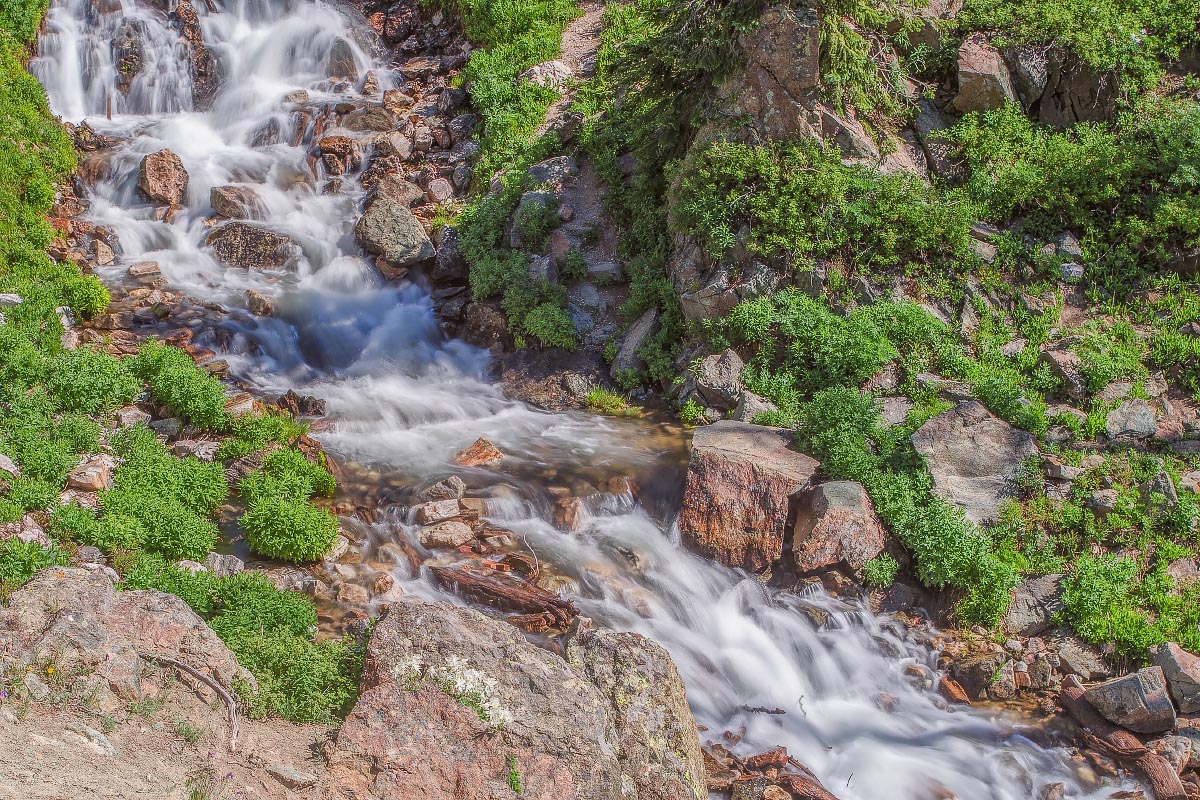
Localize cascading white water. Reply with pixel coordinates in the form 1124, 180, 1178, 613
34, 1, 1137, 797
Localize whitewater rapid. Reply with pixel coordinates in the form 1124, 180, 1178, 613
33, 1, 1135, 797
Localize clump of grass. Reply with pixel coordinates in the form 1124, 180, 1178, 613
584, 387, 642, 418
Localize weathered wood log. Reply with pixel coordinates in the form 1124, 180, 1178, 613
1059, 675, 1186, 800
429, 566, 577, 628
776, 770, 841, 800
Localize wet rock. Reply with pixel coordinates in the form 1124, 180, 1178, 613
328, 37, 358, 81
374, 130, 414, 162
953, 33, 1017, 113
137, 149, 188, 205
452, 438, 504, 467
374, 174, 425, 207
206, 222, 301, 269
462, 301, 512, 349
1002, 574, 1064, 637
423, 476, 467, 501
431, 227, 468, 283
419, 521, 475, 549
989, 660, 1017, 700
950, 652, 1005, 700
679, 421, 819, 571
791, 481, 890, 574
1083, 667, 1176, 734
565, 626, 706, 800
210, 185, 265, 219
355, 196, 435, 269
911, 401, 1038, 525
320, 598, 626, 800
318, 135, 363, 176
694, 349, 744, 410
399, 56, 443, 79
1152, 643, 1200, 714
610, 309, 659, 381
1106, 399, 1158, 440
245, 289, 274, 316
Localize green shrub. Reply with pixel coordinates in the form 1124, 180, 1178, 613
241, 497, 338, 562
209, 571, 317, 640
522, 302, 577, 349
120, 552, 217, 616
217, 412, 308, 461
0, 538, 68, 593
678, 398, 704, 426
862, 553, 900, 587
228, 629, 360, 723
671, 139, 976, 277
239, 448, 335, 505
1073, 319, 1148, 394
131, 340, 229, 431
46, 348, 139, 414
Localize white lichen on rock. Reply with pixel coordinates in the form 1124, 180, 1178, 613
393, 652, 513, 728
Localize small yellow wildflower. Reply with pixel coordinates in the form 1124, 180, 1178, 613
45, 667, 54, 675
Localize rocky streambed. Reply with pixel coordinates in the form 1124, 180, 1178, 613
8, 0, 1186, 797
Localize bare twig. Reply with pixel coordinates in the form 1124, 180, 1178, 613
140, 653, 239, 752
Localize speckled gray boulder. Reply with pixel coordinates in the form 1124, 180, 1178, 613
567, 626, 706, 800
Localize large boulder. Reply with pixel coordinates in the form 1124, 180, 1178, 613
322, 599, 623, 800
953, 34, 1017, 113
566, 627, 706, 800
1083, 667, 1176, 734
206, 222, 301, 269
137, 149, 188, 205
736, 5, 820, 98
791, 481, 890, 574
1106, 399, 1158, 441
355, 196, 435, 268
1151, 643, 1200, 714
911, 401, 1037, 524
0, 568, 252, 712
1002, 574, 1064, 637
678, 421, 819, 572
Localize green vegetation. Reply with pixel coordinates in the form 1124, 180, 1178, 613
0, 3, 357, 724
584, 387, 642, 418
431, 0, 581, 180
862, 553, 900, 588
507, 754, 523, 796
239, 448, 338, 562
960, 0, 1200, 91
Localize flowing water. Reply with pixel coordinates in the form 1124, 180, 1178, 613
34, 2, 1138, 797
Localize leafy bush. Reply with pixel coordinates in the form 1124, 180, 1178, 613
239, 448, 335, 505
217, 412, 307, 461
229, 629, 360, 723
522, 302, 577, 349
46, 348, 139, 414
0, 538, 68, 592
131, 340, 229, 431
241, 497, 338, 562
862, 553, 900, 588
120, 552, 218, 616
672, 139, 976, 278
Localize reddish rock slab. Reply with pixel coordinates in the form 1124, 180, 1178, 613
452, 437, 504, 467
791, 480, 890, 574
137, 149, 188, 205
678, 421, 818, 572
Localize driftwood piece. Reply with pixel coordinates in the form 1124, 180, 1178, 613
776, 771, 841, 800
429, 566, 578, 628
1059, 675, 1186, 800
142, 653, 239, 752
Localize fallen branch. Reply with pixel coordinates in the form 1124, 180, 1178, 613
1058, 675, 1185, 800
142, 653, 239, 753
430, 566, 578, 628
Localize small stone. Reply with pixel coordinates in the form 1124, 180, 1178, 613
452, 437, 503, 467
174, 560, 207, 574
245, 289, 274, 316
204, 552, 244, 577
0, 454, 20, 479
1059, 262, 1084, 281
1106, 399, 1158, 440
414, 499, 462, 525
419, 521, 475, 549
115, 406, 151, 428
423, 476, 467, 500
68, 455, 114, 491
267, 762, 317, 789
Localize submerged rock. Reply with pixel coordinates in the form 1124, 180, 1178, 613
206, 222, 301, 269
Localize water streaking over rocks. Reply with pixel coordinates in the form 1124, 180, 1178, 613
33, 0, 1137, 797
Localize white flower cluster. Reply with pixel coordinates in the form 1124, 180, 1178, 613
391, 652, 513, 729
